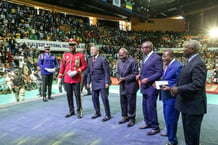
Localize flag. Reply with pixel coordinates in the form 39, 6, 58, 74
126, 2, 132, 12
113, 0, 121, 7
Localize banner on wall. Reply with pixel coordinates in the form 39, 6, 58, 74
113, 0, 121, 7
16, 39, 85, 51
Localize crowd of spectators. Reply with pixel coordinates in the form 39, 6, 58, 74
0, 1, 217, 95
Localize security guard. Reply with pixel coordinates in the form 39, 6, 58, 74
38, 45, 58, 102
57, 38, 87, 119
12, 69, 25, 102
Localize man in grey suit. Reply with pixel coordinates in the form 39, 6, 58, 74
136, 41, 163, 135
87, 46, 111, 122
116, 48, 139, 127
171, 40, 207, 145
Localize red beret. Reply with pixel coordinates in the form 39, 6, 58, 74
68, 38, 79, 45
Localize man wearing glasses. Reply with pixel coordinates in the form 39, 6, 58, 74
57, 38, 87, 119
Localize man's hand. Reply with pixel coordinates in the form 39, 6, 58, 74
136, 75, 140, 80
67, 70, 77, 78
141, 78, 148, 85
171, 86, 178, 96
118, 77, 125, 84
105, 84, 109, 88
57, 78, 62, 88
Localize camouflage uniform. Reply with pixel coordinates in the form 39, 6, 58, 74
12, 70, 25, 102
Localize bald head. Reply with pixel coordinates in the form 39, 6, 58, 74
119, 48, 128, 62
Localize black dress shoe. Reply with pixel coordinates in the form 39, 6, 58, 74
84, 93, 91, 96
65, 111, 75, 118
147, 129, 160, 135
127, 120, 135, 127
48, 97, 54, 100
77, 112, 83, 119
43, 97, 48, 102
138, 124, 152, 129
91, 114, 101, 119
118, 117, 129, 124
102, 115, 111, 122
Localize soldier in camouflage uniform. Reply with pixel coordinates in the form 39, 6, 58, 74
12, 69, 25, 102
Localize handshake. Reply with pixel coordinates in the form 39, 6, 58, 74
45, 68, 56, 73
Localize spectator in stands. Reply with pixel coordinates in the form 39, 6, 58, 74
38, 45, 58, 102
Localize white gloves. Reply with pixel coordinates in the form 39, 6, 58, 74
45, 68, 56, 73
57, 78, 62, 88
67, 70, 77, 78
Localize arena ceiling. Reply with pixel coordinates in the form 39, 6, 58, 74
36, 0, 218, 21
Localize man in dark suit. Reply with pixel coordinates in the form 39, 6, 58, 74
136, 41, 163, 135
87, 46, 111, 122
171, 40, 207, 145
116, 48, 139, 127
81, 48, 91, 96
159, 50, 182, 145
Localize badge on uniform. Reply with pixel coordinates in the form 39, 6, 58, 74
75, 56, 80, 68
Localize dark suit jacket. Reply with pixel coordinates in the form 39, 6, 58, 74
116, 56, 139, 95
87, 55, 111, 91
140, 53, 163, 96
160, 59, 182, 100
175, 54, 207, 115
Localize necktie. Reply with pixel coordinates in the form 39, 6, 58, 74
163, 65, 168, 76
92, 57, 95, 65
143, 55, 148, 63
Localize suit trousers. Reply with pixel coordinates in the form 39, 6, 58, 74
182, 113, 203, 145
120, 93, 136, 120
163, 98, 179, 144
64, 82, 82, 113
142, 94, 159, 130
42, 74, 53, 98
92, 88, 111, 116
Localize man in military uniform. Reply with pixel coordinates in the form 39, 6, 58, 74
57, 38, 87, 119
38, 45, 58, 102
12, 69, 25, 102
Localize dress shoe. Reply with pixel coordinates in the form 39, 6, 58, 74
84, 93, 91, 96
91, 114, 101, 119
43, 97, 47, 102
118, 117, 129, 124
147, 129, 160, 135
77, 112, 83, 119
102, 115, 111, 122
48, 97, 54, 100
166, 142, 177, 145
65, 111, 75, 118
138, 124, 151, 129
127, 120, 135, 127
160, 132, 168, 137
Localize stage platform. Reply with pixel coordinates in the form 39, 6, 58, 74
0, 88, 218, 145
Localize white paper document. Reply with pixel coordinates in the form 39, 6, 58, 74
155, 81, 169, 90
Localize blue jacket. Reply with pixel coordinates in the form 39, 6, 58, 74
38, 53, 58, 75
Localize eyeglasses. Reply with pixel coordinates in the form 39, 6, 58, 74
141, 46, 150, 49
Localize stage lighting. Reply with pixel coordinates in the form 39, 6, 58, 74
209, 28, 218, 38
